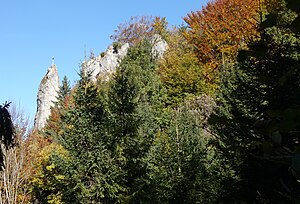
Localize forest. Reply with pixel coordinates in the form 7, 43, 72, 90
0, 0, 300, 203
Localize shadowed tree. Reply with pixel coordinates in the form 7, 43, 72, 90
0, 102, 14, 169
209, 0, 300, 202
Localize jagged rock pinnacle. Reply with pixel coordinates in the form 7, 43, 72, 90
34, 64, 60, 130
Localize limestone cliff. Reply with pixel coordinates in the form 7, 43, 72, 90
34, 64, 60, 130
151, 34, 168, 58
83, 35, 168, 81
83, 43, 130, 82
33, 37, 167, 130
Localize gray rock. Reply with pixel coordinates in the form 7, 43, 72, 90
151, 34, 168, 58
83, 35, 168, 81
83, 43, 130, 82
34, 64, 60, 130
33, 36, 168, 130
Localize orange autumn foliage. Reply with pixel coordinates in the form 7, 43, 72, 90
48, 95, 72, 129
184, 0, 261, 81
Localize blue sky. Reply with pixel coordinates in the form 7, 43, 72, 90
0, 0, 209, 124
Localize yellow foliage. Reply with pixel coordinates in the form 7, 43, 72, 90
158, 29, 216, 106
29, 143, 68, 204
46, 163, 55, 171
48, 193, 64, 204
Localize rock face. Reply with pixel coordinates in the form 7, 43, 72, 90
83, 43, 130, 82
151, 34, 168, 58
33, 37, 167, 130
83, 35, 168, 81
34, 64, 60, 130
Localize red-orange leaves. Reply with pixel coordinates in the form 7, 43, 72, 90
184, 0, 260, 80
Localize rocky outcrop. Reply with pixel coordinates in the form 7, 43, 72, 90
34, 64, 60, 130
33, 36, 167, 130
83, 35, 168, 82
83, 43, 130, 82
151, 34, 168, 58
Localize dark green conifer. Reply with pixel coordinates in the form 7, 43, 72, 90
210, 0, 300, 202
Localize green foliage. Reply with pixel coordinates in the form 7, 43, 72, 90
144, 107, 234, 203
36, 3, 300, 201
55, 72, 125, 203
107, 40, 167, 201
38, 40, 169, 203
210, 0, 300, 202
159, 29, 211, 107
36, 71, 125, 203
44, 76, 72, 141
30, 144, 67, 204
58, 76, 71, 102
33, 37, 238, 203
112, 42, 122, 54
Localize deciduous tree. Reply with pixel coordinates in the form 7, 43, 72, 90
158, 28, 212, 106
209, 0, 300, 202
111, 16, 168, 46
184, 0, 261, 83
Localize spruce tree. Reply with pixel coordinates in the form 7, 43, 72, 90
144, 105, 232, 203
108, 40, 166, 202
58, 75, 71, 103
0, 102, 14, 169
44, 75, 72, 140
51, 71, 125, 203
210, 0, 300, 202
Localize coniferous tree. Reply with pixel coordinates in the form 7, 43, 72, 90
210, 0, 300, 202
59, 71, 125, 203
35, 71, 125, 203
107, 40, 167, 202
0, 102, 14, 169
44, 75, 72, 141
58, 75, 71, 103
144, 105, 233, 203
